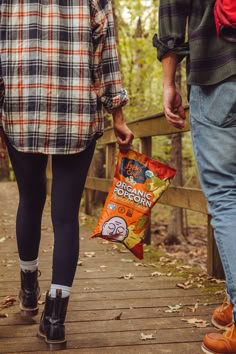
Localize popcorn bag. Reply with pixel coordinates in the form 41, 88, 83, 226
90, 149, 176, 259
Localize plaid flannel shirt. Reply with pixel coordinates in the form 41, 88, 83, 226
0, 0, 127, 154
155, 0, 236, 86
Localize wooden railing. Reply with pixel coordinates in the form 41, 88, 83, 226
83, 107, 224, 279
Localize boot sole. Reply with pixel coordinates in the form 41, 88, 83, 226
211, 317, 231, 331
19, 291, 41, 317
201, 343, 236, 354
37, 330, 67, 350
19, 304, 39, 317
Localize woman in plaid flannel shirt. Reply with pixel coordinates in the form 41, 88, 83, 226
0, 0, 133, 349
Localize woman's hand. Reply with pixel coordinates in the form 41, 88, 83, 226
0, 127, 6, 158
112, 108, 134, 152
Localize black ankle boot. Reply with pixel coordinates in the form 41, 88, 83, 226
19, 270, 40, 316
38, 290, 69, 350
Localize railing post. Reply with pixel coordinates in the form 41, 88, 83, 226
207, 215, 225, 279
46, 156, 52, 195
140, 137, 152, 245
84, 159, 95, 215
106, 143, 116, 179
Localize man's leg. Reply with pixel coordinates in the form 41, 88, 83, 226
189, 83, 236, 353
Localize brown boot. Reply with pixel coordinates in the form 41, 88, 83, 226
202, 323, 236, 354
19, 270, 40, 316
211, 299, 233, 330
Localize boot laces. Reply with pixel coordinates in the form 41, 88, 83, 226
218, 296, 230, 312
224, 323, 236, 339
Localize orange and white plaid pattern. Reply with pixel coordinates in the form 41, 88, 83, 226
0, 0, 127, 154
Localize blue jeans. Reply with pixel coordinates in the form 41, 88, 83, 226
190, 82, 236, 321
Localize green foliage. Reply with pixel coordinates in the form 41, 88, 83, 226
113, 0, 163, 120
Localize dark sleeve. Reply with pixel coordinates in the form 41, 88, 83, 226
153, 0, 191, 62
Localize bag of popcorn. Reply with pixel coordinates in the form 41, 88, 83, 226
90, 149, 176, 259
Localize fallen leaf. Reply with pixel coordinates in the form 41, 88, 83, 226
118, 273, 134, 280
159, 257, 171, 263
176, 265, 192, 270
83, 252, 96, 258
176, 283, 192, 290
151, 271, 166, 277
140, 333, 155, 340
165, 304, 183, 313
0, 313, 8, 318
181, 318, 210, 328
135, 263, 145, 267
113, 312, 123, 320
120, 258, 133, 263
38, 300, 45, 305
187, 302, 199, 313
0, 296, 16, 311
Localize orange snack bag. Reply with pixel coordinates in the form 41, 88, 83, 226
90, 149, 176, 259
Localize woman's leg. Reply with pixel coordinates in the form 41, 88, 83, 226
38, 140, 96, 348
6, 138, 48, 315
50, 140, 96, 288
6, 139, 48, 260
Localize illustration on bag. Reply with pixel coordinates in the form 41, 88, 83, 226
90, 149, 176, 259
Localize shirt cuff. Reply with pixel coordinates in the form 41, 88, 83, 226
100, 88, 128, 113
152, 34, 189, 62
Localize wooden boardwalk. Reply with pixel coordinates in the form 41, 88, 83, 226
0, 182, 224, 354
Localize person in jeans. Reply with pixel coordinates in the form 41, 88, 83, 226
154, 0, 236, 353
0, 0, 133, 350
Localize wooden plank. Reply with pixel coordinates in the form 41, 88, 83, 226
105, 143, 116, 179
0, 327, 212, 353
14, 343, 210, 354
0, 304, 219, 326
0, 316, 213, 337
0, 285, 218, 300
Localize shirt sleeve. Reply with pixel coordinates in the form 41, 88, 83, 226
91, 0, 128, 113
153, 0, 191, 62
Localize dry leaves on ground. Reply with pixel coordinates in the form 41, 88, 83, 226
118, 273, 134, 280
0, 295, 16, 318
140, 333, 155, 340
165, 304, 183, 313
181, 318, 211, 328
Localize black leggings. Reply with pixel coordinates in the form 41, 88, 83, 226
6, 138, 96, 287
